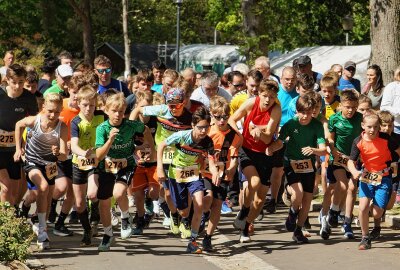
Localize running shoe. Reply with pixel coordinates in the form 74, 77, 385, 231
145, 198, 154, 215
221, 201, 233, 215
153, 200, 161, 217
248, 223, 254, 236
143, 213, 154, 228
327, 209, 339, 228
285, 210, 297, 232
319, 215, 331, 240
318, 210, 323, 224
342, 223, 354, 239
170, 217, 180, 235
91, 221, 99, 237
120, 218, 132, 239
128, 196, 135, 208
202, 236, 213, 252
37, 231, 50, 251
265, 199, 277, 214
98, 235, 113, 252
304, 216, 311, 230
179, 222, 191, 239
80, 229, 92, 247
53, 225, 73, 237
187, 240, 202, 254
163, 216, 171, 228
370, 227, 381, 239
233, 210, 246, 231
111, 208, 119, 227
293, 229, 309, 244
239, 231, 251, 243
133, 217, 145, 235
256, 210, 264, 221
358, 236, 371, 250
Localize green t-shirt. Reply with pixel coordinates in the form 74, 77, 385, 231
279, 117, 325, 166
95, 118, 145, 171
43, 84, 65, 97
328, 111, 362, 158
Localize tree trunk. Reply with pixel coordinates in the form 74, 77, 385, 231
369, 0, 400, 84
68, 0, 95, 64
122, 0, 131, 78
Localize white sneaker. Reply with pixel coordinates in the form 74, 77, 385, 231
37, 231, 50, 251
162, 216, 171, 228
32, 223, 39, 235
111, 208, 119, 227
239, 232, 251, 243
128, 196, 135, 208
153, 201, 160, 217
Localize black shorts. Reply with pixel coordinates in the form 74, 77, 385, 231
284, 165, 315, 194
56, 159, 73, 179
210, 179, 230, 201
0, 151, 21, 180
271, 145, 285, 168
23, 161, 56, 186
239, 147, 273, 186
72, 165, 98, 185
326, 165, 352, 184
97, 167, 135, 200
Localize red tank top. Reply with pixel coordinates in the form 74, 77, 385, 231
242, 96, 275, 153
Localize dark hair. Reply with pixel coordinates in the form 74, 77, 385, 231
192, 106, 211, 126
247, 69, 263, 82
296, 93, 316, 112
367, 64, 384, 95
58, 50, 73, 60
220, 73, 229, 88
151, 59, 166, 70
137, 68, 154, 82
6, 63, 27, 78
40, 57, 59, 74
296, 73, 315, 90
227, 70, 244, 83
259, 79, 279, 95
26, 70, 39, 83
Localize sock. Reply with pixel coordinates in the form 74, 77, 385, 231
295, 224, 302, 232
160, 201, 170, 218
190, 230, 198, 242
38, 212, 47, 234
243, 222, 250, 234
104, 225, 113, 237
55, 211, 68, 227
331, 204, 340, 211
77, 209, 91, 231
344, 216, 352, 225
181, 217, 189, 226
239, 206, 250, 219
90, 201, 100, 223
120, 209, 130, 219
290, 207, 298, 214
50, 199, 58, 212
270, 198, 276, 204
204, 233, 212, 239
171, 211, 179, 223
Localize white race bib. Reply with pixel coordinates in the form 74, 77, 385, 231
105, 157, 127, 174
163, 146, 174, 164
360, 170, 383, 186
333, 152, 349, 170
77, 154, 98, 171
290, 159, 314, 174
45, 162, 58, 179
174, 165, 200, 183
0, 130, 15, 147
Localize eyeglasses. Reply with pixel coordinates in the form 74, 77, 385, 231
167, 102, 184, 109
232, 83, 244, 88
195, 125, 210, 131
213, 114, 229, 121
96, 68, 112, 74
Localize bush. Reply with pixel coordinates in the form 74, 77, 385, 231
0, 202, 34, 262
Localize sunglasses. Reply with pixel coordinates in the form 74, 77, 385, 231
213, 114, 229, 121
96, 68, 112, 74
232, 83, 244, 88
167, 102, 184, 109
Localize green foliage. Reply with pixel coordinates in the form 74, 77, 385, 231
0, 202, 34, 262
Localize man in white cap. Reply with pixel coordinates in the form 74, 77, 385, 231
338, 61, 361, 92
43, 64, 73, 97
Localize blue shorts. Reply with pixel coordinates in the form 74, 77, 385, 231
167, 178, 204, 210
359, 176, 391, 209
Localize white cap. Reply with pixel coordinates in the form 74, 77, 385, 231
56, 64, 73, 78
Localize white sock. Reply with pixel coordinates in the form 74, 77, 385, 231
38, 212, 47, 234
120, 210, 130, 219
104, 225, 113, 236
331, 204, 340, 211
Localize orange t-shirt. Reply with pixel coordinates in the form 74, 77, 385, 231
59, 98, 80, 141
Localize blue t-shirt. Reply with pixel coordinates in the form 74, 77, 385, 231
338, 77, 361, 92
97, 78, 131, 97
277, 84, 298, 126
287, 94, 326, 120
151, 83, 163, 94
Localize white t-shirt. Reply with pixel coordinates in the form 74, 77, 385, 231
190, 86, 232, 108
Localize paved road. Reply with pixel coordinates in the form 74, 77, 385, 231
34, 206, 400, 270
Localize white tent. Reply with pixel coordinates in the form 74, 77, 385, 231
270, 45, 371, 85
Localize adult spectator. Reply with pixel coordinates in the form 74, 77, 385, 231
151, 59, 166, 93
181, 67, 196, 90
94, 55, 130, 97
297, 55, 322, 91
278, 67, 298, 127
43, 64, 73, 97
38, 57, 59, 94
233, 63, 250, 77
190, 71, 232, 108
226, 71, 246, 96
380, 65, 400, 140
0, 50, 15, 77
338, 61, 361, 92
254, 56, 280, 83
362, 64, 384, 110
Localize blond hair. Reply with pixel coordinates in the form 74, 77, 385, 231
105, 92, 126, 110
77, 85, 97, 103
210, 96, 230, 115
44, 93, 63, 106
152, 92, 165, 105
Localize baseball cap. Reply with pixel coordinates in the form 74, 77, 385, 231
56, 64, 73, 78
297, 55, 311, 66
344, 61, 356, 70
166, 88, 185, 103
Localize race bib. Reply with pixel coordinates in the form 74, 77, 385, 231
105, 157, 127, 174
134, 146, 152, 164
45, 162, 58, 179
204, 160, 225, 178
174, 165, 200, 183
290, 159, 314, 174
360, 171, 383, 186
391, 162, 398, 178
333, 152, 349, 170
77, 154, 98, 171
163, 146, 174, 165
0, 130, 15, 147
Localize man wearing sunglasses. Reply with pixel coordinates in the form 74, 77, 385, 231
94, 55, 130, 97
227, 71, 246, 96
338, 61, 361, 93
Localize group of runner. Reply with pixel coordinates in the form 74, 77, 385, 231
0, 52, 399, 254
